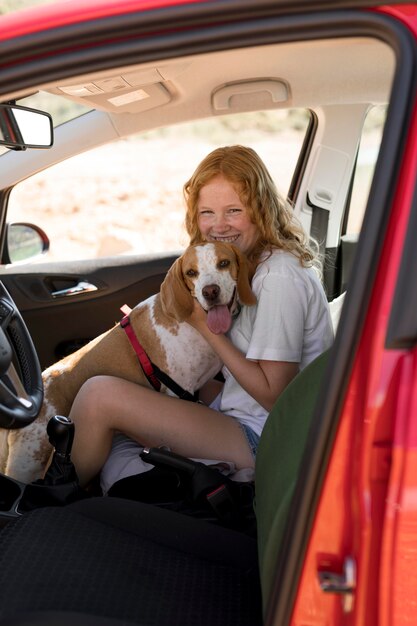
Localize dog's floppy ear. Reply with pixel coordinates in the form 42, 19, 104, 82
160, 256, 195, 322
231, 245, 257, 306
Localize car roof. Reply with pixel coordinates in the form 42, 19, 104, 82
0, 0, 198, 41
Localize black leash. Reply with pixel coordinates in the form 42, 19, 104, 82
150, 363, 199, 402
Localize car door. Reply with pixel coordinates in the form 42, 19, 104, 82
265, 6, 417, 626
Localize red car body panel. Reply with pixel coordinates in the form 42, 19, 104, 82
0, 0, 201, 41
291, 7, 417, 625
1, 1, 417, 625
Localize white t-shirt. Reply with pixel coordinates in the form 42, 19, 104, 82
218, 249, 334, 436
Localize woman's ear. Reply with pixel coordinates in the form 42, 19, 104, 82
231, 245, 257, 306
159, 256, 195, 322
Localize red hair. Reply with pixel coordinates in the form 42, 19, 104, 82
183, 145, 316, 267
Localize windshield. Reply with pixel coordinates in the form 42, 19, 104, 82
18, 92, 92, 127
0, 91, 92, 156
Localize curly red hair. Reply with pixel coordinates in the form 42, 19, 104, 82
183, 145, 316, 267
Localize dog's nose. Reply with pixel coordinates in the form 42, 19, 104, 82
202, 284, 220, 302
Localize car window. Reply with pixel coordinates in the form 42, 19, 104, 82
19, 92, 93, 128
7, 109, 311, 263
346, 105, 387, 235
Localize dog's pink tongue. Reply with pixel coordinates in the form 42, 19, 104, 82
207, 305, 232, 334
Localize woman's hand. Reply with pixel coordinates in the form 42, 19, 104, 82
188, 300, 298, 412
187, 299, 209, 333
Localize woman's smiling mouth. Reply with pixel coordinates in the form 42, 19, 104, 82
207, 234, 240, 243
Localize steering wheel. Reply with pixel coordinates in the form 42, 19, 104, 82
0, 281, 43, 429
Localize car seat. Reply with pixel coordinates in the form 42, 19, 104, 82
0, 350, 330, 626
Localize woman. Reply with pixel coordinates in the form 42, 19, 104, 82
70, 146, 334, 488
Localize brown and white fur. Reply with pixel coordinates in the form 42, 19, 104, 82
0, 242, 256, 484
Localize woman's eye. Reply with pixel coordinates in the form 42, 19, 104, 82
218, 259, 230, 269
185, 269, 198, 277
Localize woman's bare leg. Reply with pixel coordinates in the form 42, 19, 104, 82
69, 375, 254, 487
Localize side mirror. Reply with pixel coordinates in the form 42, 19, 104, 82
5, 223, 50, 264
0, 103, 53, 150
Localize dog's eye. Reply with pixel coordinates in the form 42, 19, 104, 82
218, 259, 230, 269
185, 269, 198, 277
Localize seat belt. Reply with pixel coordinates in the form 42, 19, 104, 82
306, 192, 330, 260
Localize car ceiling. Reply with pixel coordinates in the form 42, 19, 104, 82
47, 37, 394, 115
0, 36, 394, 190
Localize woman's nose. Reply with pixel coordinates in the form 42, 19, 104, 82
213, 213, 229, 231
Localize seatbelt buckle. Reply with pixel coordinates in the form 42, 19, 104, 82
206, 484, 237, 521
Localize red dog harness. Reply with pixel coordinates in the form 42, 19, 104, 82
120, 313, 161, 392
119, 305, 197, 402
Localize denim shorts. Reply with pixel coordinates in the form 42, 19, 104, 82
239, 423, 260, 459
209, 394, 260, 459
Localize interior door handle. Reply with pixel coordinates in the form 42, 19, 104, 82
51, 281, 98, 298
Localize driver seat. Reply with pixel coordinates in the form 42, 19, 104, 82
0, 350, 330, 626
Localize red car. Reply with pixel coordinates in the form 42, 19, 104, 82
0, 1, 414, 624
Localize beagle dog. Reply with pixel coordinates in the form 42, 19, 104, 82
0, 242, 256, 484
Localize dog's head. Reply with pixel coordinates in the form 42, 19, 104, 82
160, 242, 256, 334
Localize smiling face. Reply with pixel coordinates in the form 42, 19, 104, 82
197, 175, 259, 256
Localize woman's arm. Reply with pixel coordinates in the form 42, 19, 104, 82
188, 301, 298, 412
198, 378, 224, 405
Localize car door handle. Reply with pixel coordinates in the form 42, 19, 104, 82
318, 556, 356, 613
51, 280, 98, 298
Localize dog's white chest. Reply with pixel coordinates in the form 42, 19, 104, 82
150, 301, 221, 393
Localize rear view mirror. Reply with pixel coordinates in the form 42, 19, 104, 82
0, 103, 53, 150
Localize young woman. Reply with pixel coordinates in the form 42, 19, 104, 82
69, 146, 334, 488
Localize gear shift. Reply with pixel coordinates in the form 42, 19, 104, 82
47, 415, 74, 459
18, 415, 87, 513
42, 415, 77, 485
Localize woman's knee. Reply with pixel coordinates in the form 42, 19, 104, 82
71, 375, 116, 419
